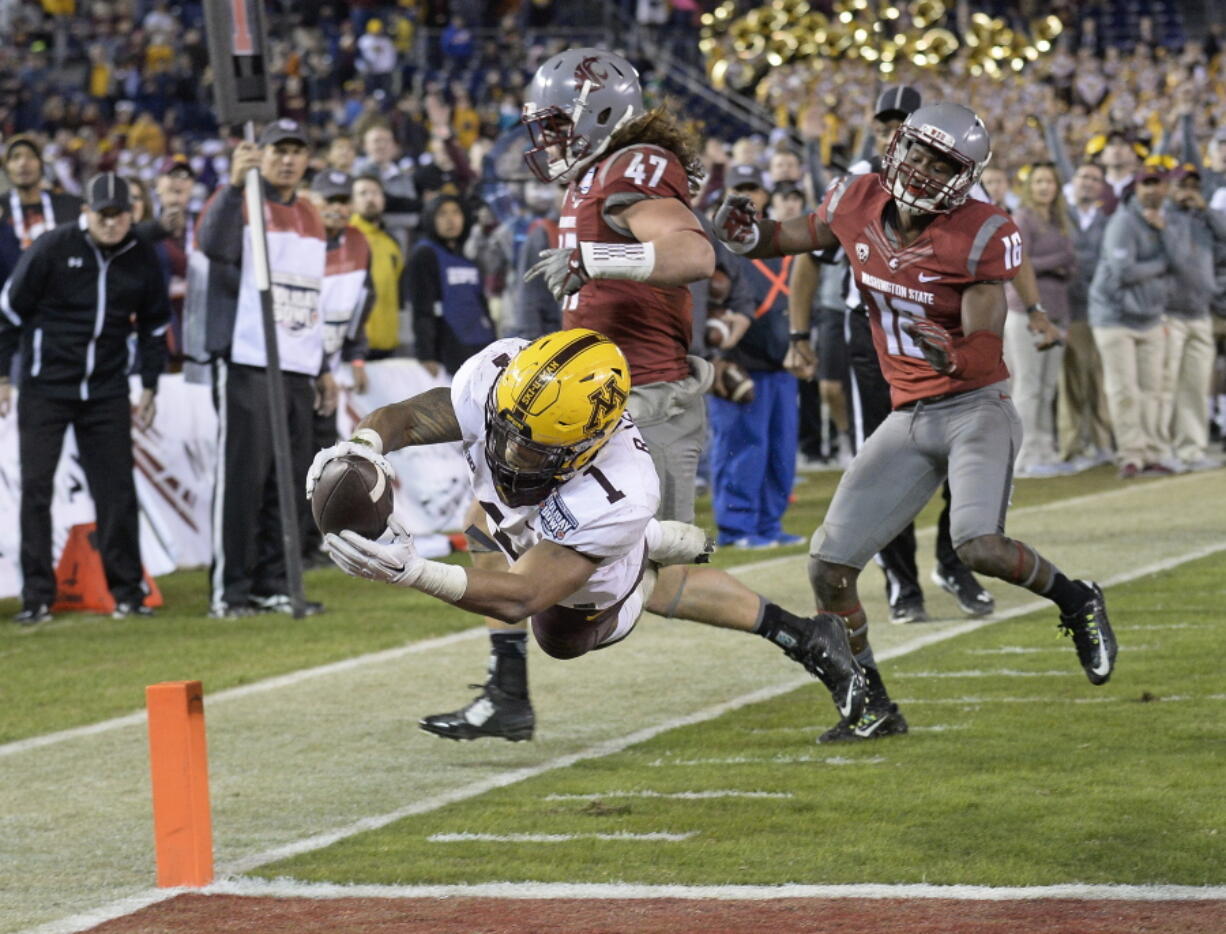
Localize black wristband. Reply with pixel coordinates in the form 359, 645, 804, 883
1025, 304, 1046, 315
789, 330, 810, 341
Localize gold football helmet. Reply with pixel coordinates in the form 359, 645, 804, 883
485, 329, 631, 507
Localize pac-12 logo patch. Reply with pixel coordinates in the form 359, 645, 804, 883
855, 242, 869, 263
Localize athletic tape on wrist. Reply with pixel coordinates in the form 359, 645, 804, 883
412, 560, 468, 602
351, 427, 384, 455
580, 241, 656, 282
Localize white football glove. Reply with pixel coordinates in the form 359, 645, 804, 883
305, 432, 395, 502
524, 246, 589, 300
324, 518, 423, 586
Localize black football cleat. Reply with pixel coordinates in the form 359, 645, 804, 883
419, 682, 535, 742
818, 702, 910, 744
888, 596, 928, 624
1058, 581, 1117, 685
13, 604, 52, 627
931, 564, 995, 617
776, 613, 868, 722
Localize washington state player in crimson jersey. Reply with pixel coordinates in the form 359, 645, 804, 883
716, 103, 1117, 743
419, 48, 720, 743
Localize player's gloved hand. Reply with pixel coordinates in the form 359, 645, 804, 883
714, 195, 761, 254
305, 429, 395, 501
903, 317, 957, 375
524, 246, 589, 300
324, 518, 423, 586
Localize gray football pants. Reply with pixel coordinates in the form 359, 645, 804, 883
811, 381, 1022, 570
627, 355, 714, 524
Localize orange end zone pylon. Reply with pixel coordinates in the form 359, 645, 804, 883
146, 681, 214, 887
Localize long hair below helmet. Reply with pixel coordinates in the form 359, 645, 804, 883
485, 329, 631, 507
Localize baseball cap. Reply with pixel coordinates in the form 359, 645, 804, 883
728, 164, 766, 190
1169, 162, 1201, 184
4, 135, 42, 164
158, 154, 195, 178
311, 169, 353, 199
85, 172, 132, 212
771, 181, 805, 200
258, 118, 309, 147
874, 85, 921, 121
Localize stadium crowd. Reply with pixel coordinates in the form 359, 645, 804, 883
1, 0, 1224, 626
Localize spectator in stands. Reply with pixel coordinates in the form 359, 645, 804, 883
326, 136, 357, 175
301, 168, 373, 563
767, 146, 804, 190
353, 121, 420, 250
356, 18, 396, 95
194, 119, 332, 618
136, 157, 196, 369
349, 172, 405, 360
0, 172, 169, 624
506, 182, 563, 341
980, 165, 1019, 214
1005, 163, 1078, 477
410, 193, 494, 375
1161, 164, 1226, 471
1, 136, 81, 250
1095, 129, 1144, 209
1059, 161, 1114, 468
1088, 159, 1175, 479
709, 168, 804, 548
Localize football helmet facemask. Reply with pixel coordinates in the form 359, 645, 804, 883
522, 48, 644, 184
485, 329, 631, 507
881, 102, 992, 214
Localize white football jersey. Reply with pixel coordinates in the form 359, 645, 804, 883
451, 339, 661, 611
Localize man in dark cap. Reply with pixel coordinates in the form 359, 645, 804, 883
1, 136, 83, 251
299, 168, 373, 564
193, 118, 332, 618
0, 172, 170, 624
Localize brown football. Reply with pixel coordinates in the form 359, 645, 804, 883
310, 454, 393, 539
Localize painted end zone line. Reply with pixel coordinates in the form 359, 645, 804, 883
175, 878, 1226, 903
19, 539, 1226, 934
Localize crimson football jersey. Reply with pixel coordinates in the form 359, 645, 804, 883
559, 143, 695, 386
818, 173, 1021, 407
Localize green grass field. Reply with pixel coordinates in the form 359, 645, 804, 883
260, 550, 1226, 888
3, 464, 1225, 934
0, 464, 1136, 743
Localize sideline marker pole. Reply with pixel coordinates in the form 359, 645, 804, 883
146, 681, 214, 887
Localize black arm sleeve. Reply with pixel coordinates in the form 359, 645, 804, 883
0, 237, 48, 374
408, 245, 442, 362
196, 186, 246, 266
137, 245, 172, 389
341, 263, 375, 362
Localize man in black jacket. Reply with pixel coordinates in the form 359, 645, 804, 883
0, 173, 169, 624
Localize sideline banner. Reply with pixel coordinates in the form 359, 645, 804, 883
0, 360, 470, 599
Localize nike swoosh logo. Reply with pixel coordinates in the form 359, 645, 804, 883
838, 682, 855, 717
918, 273, 942, 282
853, 714, 892, 738
1092, 642, 1112, 677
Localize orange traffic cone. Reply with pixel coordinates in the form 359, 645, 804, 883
52, 523, 163, 614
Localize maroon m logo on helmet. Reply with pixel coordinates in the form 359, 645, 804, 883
585, 376, 626, 432
574, 56, 608, 89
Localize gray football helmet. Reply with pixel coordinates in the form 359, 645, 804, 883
881, 102, 992, 213
522, 47, 644, 184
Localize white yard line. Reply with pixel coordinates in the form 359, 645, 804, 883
427, 832, 698, 843
3, 479, 1217, 761
543, 790, 793, 800
11, 483, 1226, 934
